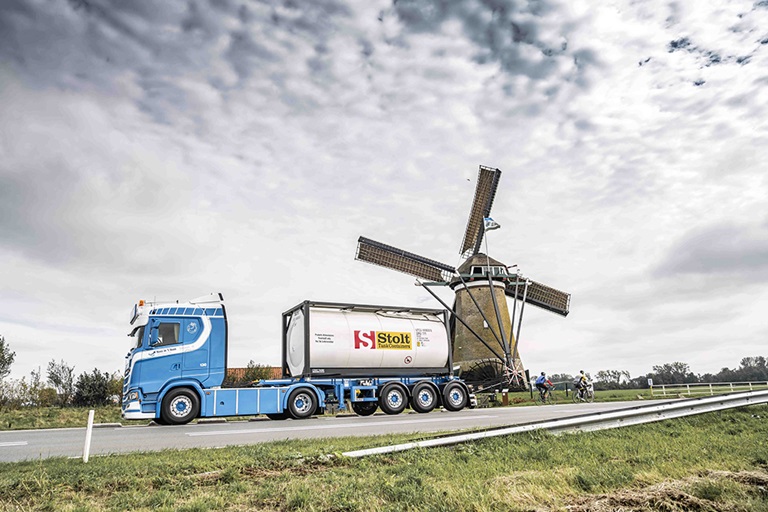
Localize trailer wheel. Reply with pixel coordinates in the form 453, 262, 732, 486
411, 382, 438, 413
287, 388, 316, 419
379, 383, 408, 415
161, 388, 200, 425
441, 382, 468, 412
351, 401, 377, 416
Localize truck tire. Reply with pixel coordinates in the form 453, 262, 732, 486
411, 382, 438, 413
379, 383, 408, 415
161, 388, 200, 425
351, 401, 377, 416
287, 388, 316, 419
441, 382, 468, 412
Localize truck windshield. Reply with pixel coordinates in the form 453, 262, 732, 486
129, 326, 145, 350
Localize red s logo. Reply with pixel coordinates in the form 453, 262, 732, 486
354, 330, 376, 349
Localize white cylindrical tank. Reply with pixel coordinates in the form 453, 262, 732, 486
283, 302, 451, 378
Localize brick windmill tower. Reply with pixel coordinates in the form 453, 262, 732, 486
355, 165, 570, 390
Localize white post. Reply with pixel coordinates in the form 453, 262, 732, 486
83, 409, 95, 463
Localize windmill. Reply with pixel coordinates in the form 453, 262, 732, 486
355, 165, 571, 391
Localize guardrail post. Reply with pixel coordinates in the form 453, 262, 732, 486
686, 384, 690, 395
730, 383, 734, 392
709, 383, 713, 395
83, 409, 95, 463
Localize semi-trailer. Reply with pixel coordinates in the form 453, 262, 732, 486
122, 294, 471, 424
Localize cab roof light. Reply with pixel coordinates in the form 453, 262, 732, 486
139, 300, 145, 306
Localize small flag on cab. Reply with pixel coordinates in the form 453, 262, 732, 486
483, 217, 501, 231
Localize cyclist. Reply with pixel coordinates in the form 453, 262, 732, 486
574, 370, 589, 400
535, 372, 553, 401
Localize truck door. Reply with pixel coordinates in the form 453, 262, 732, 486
182, 316, 210, 381
139, 319, 183, 392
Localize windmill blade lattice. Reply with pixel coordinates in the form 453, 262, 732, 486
505, 278, 571, 317
460, 165, 502, 258
355, 237, 456, 282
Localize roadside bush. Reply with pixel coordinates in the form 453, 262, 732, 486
0, 378, 27, 409
107, 372, 123, 401
47, 359, 75, 406
73, 368, 111, 407
223, 360, 274, 387
37, 387, 58, 407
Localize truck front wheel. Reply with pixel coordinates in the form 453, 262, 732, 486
161, 388, 200, 425
287, 388, 316, 419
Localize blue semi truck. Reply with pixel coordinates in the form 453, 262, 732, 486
122, 294, 471, 424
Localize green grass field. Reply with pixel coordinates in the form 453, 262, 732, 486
1, 405, 767, 511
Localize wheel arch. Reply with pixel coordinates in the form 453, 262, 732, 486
281, 384, 322, 412
156, 380, 205, 418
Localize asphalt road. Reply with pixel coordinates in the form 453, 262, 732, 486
0, 401, 640, 463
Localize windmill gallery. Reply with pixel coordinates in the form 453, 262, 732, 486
355, 165, 571, 392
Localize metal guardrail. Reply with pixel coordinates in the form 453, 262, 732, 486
341, 389, 768, 458
651, 381, 768, 397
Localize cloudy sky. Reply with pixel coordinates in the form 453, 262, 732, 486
1, 0, 767, 382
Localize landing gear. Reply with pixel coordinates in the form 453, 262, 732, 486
351, 401, 378, 416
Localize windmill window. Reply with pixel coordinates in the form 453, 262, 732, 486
470, 266, 508, 276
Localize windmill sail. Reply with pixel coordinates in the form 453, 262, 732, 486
505, 278, 570, 317
460, 166, 502, 258
355, 237, 456, 282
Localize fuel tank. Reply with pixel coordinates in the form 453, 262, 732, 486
282, 301, 452, 378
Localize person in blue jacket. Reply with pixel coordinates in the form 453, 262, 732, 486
535, 372, 553, 400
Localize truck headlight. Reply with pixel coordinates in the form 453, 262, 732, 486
128, 391, 139, 401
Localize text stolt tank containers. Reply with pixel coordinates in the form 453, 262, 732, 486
284, 302, 451, 378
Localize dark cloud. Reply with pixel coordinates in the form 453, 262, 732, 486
654, 220, 768, 281
389, 0, 597, 84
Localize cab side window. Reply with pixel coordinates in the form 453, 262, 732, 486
155, 323, 180, 347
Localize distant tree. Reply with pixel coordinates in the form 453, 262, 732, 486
735, 356, 768, 381
629, 374, 650, 389
47, 359, 76, 406
244, 360, 273, 382
594, 370, 631, 390
549, 373, 575, 384
0, 335, 15, 380
648, 362, 698, 385
73, 368, 111, 407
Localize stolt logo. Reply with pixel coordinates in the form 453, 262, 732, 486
353, 331, 412, 350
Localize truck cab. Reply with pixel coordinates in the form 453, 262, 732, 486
122, 294, 227, 421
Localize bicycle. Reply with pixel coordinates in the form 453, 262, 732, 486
537, 385, 556, 405
572, 382, 594, 403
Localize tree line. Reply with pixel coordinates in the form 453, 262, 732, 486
552, 357, 768, 391
0, 335, 122, 408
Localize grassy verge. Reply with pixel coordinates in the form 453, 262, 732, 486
1, 405, 766, 511
0, 406, 128, 430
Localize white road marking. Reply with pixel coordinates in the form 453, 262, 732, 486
0, 441, 28, 447
186, 415, 496, 437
